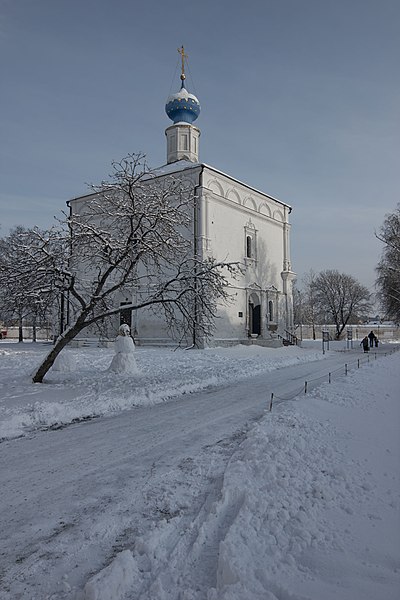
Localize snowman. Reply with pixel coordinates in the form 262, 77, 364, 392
109, 323, 138, 374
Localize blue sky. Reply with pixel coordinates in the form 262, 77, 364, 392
1, 0, 399, 291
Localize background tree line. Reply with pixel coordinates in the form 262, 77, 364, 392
375, 204, 400, 324
293, 269, 371, 340
293, 204, 400, 339
0, 226, 59, 342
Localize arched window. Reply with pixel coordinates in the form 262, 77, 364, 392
244, 219, 257, 263
269, 300, 274, 322
246, 235, 252, 258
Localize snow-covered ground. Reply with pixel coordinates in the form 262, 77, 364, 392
0, 341, 399, 599
0, 342, 329, 442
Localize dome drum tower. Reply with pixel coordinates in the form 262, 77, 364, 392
165, 46, 201, 164
165, 121, 200, 164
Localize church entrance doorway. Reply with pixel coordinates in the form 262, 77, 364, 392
248, 293, 261, 336
119, 301, 132, 328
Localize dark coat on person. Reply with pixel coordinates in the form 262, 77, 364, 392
361, 336, 369, 352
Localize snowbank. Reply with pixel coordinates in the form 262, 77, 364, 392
0, 343, 327, 441
207, 359, 400, 600
83, 550, 138, 600
78, 352, 400, 600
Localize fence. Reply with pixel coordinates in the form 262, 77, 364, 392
0, 326, 53, 341
268, 345, 400, 412
296, 324, 400, 342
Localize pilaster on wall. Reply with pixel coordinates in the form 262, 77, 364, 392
282, 222, 293, 272
281, 270, 296, 295
195, 189, 211, 256
281, 269, 296, 331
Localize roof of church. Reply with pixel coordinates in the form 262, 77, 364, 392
69, 161, 291, 212
152, 160, 292, 211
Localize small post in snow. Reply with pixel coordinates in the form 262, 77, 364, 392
269, 393, 274, 412
329, 372, 331, 384
322, 330, 329, 354
304, 381, 308, 394
345, 363, 348, 375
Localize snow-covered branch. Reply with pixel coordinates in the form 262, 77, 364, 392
25, 154, 238, 382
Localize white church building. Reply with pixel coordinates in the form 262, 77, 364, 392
69, 50, 296, 348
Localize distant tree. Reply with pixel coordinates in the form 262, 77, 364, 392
376, 205, 400, 323
300, 270, 320, 340
292, 281, 302, 336
312, 269, 371, 339
0, 227, 57, 341
22, 154, 237, 383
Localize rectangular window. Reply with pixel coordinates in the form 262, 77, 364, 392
169, 135, 176, 152
180, 134, 188, 151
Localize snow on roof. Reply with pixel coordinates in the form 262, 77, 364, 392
166, 88, 199, 104
149, 160, 201, 177
151, 161, 291, 209
68, 161, 291, 211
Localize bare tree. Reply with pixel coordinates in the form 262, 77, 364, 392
312, 269, 370, 339
301, 270, 320, 340
0, 227, 57, 341
22, 154, 237, 382
376, 204, 400, 323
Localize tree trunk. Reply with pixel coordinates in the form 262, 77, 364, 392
18, 318, 23, 343
32, 321, 86, 383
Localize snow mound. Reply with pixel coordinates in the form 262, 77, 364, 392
84, 550, 138, 600
52, 350, 77, 372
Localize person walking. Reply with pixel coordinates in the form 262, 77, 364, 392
368, 330, 375, 348
361, 336, 369, 352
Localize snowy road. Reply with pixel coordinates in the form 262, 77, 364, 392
0, 349, 382, 599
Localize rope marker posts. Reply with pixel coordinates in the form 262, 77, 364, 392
329, 372, 331, 384
304, 381, 308, 394
269, 393, 274, 412
345, 363, 348, 376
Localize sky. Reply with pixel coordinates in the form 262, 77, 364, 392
0, 0, 399, 292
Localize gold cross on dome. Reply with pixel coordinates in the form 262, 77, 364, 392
178, 45, 187, 80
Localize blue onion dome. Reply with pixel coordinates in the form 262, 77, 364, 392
165, 77, 201, 125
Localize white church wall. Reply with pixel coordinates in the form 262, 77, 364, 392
201, 168, 288, 292
196, 167, 292, 344
66, 165, 294, 347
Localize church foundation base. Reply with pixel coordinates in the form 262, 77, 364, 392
205, 338, 283, 349
69, 336, 284, 350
